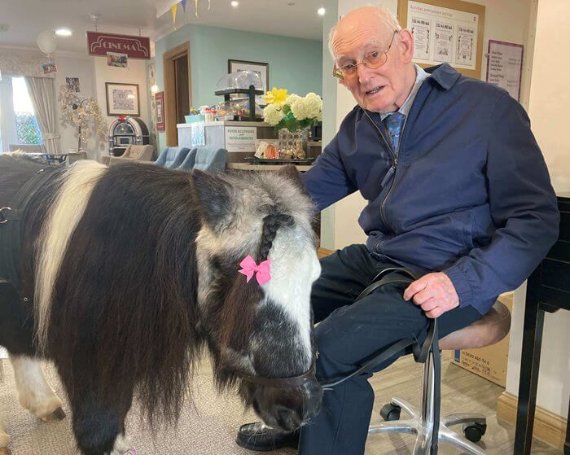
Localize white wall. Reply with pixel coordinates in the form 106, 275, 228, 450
319, 0, 340, 249
505, 0, 570, 418
0, 48, 149, 160
93, 57, 150, 157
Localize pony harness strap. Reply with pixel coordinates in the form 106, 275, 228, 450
320, 267, 439, 389
0, 165, 60, 287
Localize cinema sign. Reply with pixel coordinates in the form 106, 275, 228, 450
87, 32, 151, 59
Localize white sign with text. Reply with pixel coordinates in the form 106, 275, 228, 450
224, 126, 257, 153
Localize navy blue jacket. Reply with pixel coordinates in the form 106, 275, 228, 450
302, 64, 559, 314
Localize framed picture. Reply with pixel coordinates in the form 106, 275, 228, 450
155, 91, 165, 132
228, 59, 269, 92
105, 82, 140, 116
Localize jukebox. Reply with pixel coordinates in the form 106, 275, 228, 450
108, 117, 150, 156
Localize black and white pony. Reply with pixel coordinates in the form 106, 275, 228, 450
0, 153, 322, 455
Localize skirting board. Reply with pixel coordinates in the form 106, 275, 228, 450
496, 391, 567, 449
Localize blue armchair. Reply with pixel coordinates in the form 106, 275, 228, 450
192, 146, 228, 172
176, 148, 198, 171
154, 147, 191, 169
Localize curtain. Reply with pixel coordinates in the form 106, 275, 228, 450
24, 77, 61, 154
0, 48, 56, 79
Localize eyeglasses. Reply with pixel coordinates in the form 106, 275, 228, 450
332, 30, 399, 80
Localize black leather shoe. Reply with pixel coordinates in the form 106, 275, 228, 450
236, 422, 299, 452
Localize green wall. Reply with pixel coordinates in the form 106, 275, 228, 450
154, 24, 323, 149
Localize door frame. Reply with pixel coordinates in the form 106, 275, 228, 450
163, 42, 191, 146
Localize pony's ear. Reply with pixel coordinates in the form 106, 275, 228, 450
277, 164, 306, 193
191, 169, 232, 228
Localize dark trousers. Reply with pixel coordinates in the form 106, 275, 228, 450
298, 244, 482, 455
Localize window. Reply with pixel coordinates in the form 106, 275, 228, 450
0, 76, 43, 152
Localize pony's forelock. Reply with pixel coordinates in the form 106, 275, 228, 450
34, 160, 107, 351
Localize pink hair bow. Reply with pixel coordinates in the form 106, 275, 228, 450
238, 255, 272, 285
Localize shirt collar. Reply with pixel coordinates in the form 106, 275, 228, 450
380, 64, 430, 120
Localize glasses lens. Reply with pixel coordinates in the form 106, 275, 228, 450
332, 67, 344, 79
332, 31, 397, 80
365, 52, 387, 69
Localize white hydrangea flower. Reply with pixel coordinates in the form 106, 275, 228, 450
263, 103, 284, 126
291, 98, 312, 120
285, 94, 302, 106
304, 96, 322, 120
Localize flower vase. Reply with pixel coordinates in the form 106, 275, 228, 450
278, 127, 309, 160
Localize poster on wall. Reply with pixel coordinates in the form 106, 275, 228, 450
486, 40, 523, 101
147, 62, 158, 145
41, 62, 57, 74
398, 0, 485, 78
155, 91, 165, 132
107, 52, 128, 68
408, 1, 478, 69
66, 77, 80, 92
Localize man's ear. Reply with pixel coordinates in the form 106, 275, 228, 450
398, 29, 415, 63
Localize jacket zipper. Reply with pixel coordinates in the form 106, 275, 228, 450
364, 111, 407, 233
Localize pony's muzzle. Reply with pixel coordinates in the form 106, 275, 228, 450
252, 377, 323, 432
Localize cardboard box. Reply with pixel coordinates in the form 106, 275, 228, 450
452, 293, 513, 387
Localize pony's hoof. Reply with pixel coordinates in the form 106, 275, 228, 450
41, 407, 66, 422
0, 447, 12, 455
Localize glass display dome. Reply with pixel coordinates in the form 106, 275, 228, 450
214, 70, 265, 121
215, 70, 264, 93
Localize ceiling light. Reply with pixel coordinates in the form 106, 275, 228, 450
55, 28, 72, 37
317, 7, 326, 16
231, 1, 239, 7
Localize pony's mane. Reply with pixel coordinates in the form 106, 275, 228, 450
223, 170, 315, 231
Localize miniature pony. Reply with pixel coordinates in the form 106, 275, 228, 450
0, 154, 322, 454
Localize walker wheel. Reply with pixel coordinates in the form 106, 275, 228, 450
380, 403, 401, 421
463, 422, 487, 442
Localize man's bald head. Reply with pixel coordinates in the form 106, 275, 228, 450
329, 6, 401, 59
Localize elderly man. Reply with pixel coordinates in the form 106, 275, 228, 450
237, 5, 558, 455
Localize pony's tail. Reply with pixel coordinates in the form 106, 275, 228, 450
46, 167, 202, 427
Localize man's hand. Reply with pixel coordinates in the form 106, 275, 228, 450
403, 272, 459, 318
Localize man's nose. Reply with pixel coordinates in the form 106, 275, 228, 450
357, 62, 373, 83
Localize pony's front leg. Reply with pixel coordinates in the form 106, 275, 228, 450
9, 355, 65, 421
68, 386, 132, 455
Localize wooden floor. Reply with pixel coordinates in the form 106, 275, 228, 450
0, 351, 562, 454
365, 352, 562, 454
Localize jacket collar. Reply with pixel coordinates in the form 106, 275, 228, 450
425, 63, 461, 90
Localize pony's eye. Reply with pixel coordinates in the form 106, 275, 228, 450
211, 256, 224, 271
